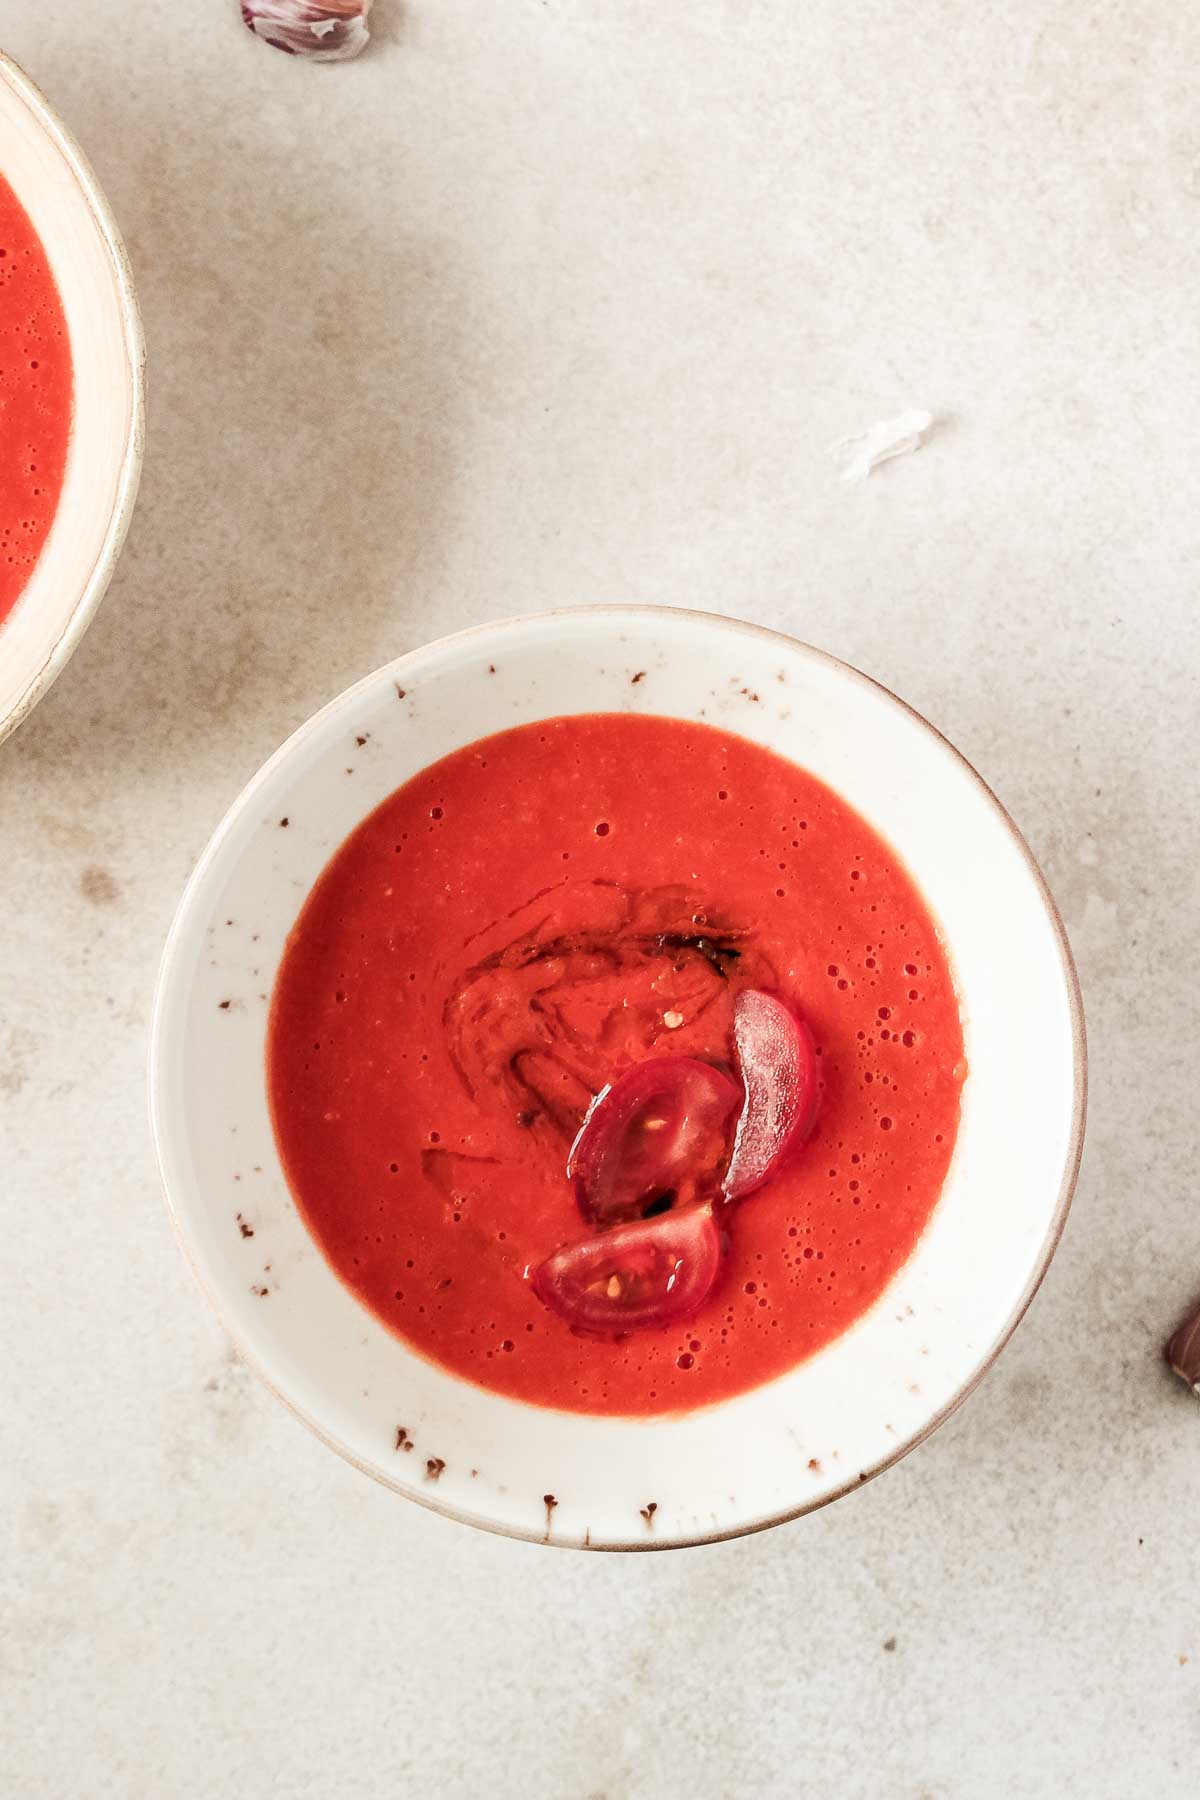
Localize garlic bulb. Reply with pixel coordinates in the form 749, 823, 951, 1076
241, 0, 374, 61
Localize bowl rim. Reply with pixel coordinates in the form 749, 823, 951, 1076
0, 51, 146, 748
150, 603, 1088, 1550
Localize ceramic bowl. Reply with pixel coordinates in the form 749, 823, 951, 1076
150, 607, 1086, 1550
0, 54, 144, 746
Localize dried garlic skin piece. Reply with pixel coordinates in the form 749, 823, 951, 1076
241, 0, 373, 61
836, 408, 934, 481
1167, 1299, 1200, 1395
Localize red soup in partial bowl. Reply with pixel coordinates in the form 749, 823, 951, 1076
0, 171, 72, 627
0, 54, 142, 743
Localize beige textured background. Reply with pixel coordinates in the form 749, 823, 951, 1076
3, 4, 1200, 1795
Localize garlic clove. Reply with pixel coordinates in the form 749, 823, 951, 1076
1166, 1298, 1200, 1395
240, 0, 374, 61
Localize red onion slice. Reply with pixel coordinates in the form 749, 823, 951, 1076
723, 990, 819, 1201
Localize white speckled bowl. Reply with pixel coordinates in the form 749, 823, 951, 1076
150, 607, 1086, 1550
0, 54, 144, 746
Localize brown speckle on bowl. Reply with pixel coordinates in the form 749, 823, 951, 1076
279, 817, 289, 828
425, 1457, 446, 1482
394, 1427, 413, 1452
236, 1213, 254, 1239
640, 1501, 657, 1528
356, 733, 370, 747
807, 1458, 822, 1473
395, 685, 407, 699
883, 1636, 897, 1652
218, 999, 233, 1011
251, 1284, 269, 1298
630, 670, 646, 685
543, 1494, 558, 1535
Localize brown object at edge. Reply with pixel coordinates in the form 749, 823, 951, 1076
1165, 1298, 1200, 1394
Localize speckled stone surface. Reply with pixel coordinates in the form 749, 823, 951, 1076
2, 4, 1199, 1795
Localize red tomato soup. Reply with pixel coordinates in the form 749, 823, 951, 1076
0, 174, 72, 627
269, 714, 965, 1416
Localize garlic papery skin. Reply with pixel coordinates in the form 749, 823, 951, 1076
241, 1, 374, 62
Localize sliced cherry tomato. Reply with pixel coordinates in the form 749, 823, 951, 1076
530, 1204, 722, 1336
723, 989, 819, 1201
568, 1056, 743, 1227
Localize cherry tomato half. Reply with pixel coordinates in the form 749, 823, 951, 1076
567, 1056, 743, 1227
723, 989, 819, 1201
530, 1203, 723, 1336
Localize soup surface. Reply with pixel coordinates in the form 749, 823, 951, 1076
0, 173, 72, 628
269, 713, 965, 1416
